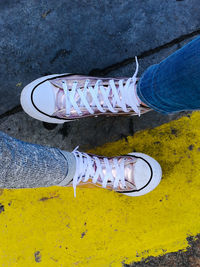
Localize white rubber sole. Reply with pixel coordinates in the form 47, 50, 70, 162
122, 152, 162, 197
20, 73, 71, 124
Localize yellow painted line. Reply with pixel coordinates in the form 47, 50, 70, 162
1, 112, 200, 266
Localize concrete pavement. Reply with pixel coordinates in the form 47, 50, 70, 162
0, 0, 200, 266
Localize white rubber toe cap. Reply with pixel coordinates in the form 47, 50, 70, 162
133, 158, 151, 189
122, 152, 162, 197
20, 73, 70, 124
32, 81, 55, 115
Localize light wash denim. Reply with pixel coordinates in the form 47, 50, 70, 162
137, 36, 200, 114
0, 131, 75, 188
1, 36, 200, 188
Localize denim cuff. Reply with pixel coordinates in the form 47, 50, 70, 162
57, 150, 76, 186
137, 64, 169, 114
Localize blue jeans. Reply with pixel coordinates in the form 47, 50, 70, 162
137, 36, 200, 114
1, 36, 200, 188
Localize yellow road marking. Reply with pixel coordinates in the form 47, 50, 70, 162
0, 112, 200, 266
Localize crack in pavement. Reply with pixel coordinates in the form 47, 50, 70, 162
89, 28, 200, 76
1, 28, 200, 119
126, 235, 200, 267
0, 105, 22, 120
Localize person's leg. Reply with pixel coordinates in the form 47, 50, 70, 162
0, 131, 75, 188
137, 36, 200, 114
0, 131, 162, 197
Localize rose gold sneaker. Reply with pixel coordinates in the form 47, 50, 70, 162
58, 148, 162, 197
20, 57, 151, 123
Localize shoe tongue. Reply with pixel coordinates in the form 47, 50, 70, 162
50, 77, 136, 117
51, 79, 110, 112
95, 157, 135, 187
50, 76, 110, 90
96, 157, 151, 190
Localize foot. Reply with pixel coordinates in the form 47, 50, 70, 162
20, 57, 151, 124
59, 148, 162, 197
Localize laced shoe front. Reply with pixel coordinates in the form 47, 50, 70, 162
58, 148, 162, 197
20, 57, 151, 123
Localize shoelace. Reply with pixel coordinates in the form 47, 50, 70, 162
72, 147, 126, 197
61, 57, 141, 116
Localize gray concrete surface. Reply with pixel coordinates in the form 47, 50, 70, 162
0, 0, 199, 151
127, 235, 200, 267
1, 1, 200, 265
0, 36, 194, 151
0, 110, 185, 151
1, 0, 200, 114
108, 36, 198, 77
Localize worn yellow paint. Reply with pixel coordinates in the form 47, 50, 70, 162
16, 83, 22, 87
1, 112, 200, 266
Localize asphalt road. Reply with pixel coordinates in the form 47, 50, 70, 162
0, 0, 200, 266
